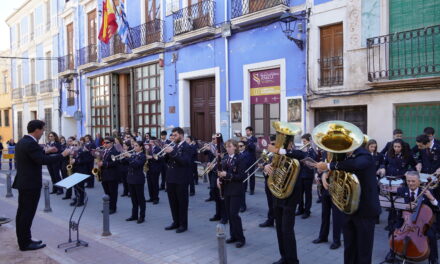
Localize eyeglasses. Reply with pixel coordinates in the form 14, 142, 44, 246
104, 141, 111, 144
72, 144, 78, 146
238, 145, 245, 148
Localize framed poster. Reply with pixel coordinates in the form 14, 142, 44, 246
288, 98, 302, 123
231, 102, 242, 123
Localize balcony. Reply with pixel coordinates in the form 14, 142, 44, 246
25, 84, 37, 97
367, 25, 440, 88
12, 88, 23, 100
77, 44, 99, 71
40, 79, 54, 93
101, 35, 128, 63
173, 0, 215, 43
318, 56, 343, 87
131, 20, 165, 55
231, 0, 289, 27
58, 54, 76, 77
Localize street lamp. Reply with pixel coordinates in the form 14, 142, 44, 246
279, 12, 305, 50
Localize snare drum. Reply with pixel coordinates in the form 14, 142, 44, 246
379, 177, 404, 193
420, 173, 438, 186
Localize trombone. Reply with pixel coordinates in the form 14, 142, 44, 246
197, 143, 212, 154
153, 142, 176, 160
200, 160, 217, 178
111, 149, 136, 161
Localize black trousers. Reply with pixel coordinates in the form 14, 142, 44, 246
264, 177, 274, 223
224, 195, 245, 242
213, 187, 227, 221
274, 205, 299, 264
343, 215, 376, 264
61, 166, 72, 198
73, 180, 86, 204
16, 189, 41, 248
318, 191, 343, 243
147, 171, 160, 201
193, 163, 198, 184
85, 168, 95, 187
47, 163, 62, 192
129, 184, 146, 219
243, 167, 255, 192
102, 180, 118, 211
160, 164, 167, 189
298, 178, 313, 214
121, 172, 129, 195
167, 182, 189, 228
189, 163, 197, 193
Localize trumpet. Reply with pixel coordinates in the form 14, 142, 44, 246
197, 143, 212, 154
153, 142, 176, 160
201, 160, 217, 178
111, 149, 136, 161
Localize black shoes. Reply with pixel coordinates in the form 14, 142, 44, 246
225, 238, 237, 244
312, 238, 328, 244
209, 216, 221, 222
272, 258, 286, 264
220, 219, 228, 225
137, 218, 145, 224
50, 190, 57, 194
165, 223, 179, 230
146, 199, 154, 203
69, 201, 77, 206
57, 190, 63, 195
295, 210, 304, 216
249, 190, 254, 195
239, 206, 246, 213
301, 213, 310, 219
62, 196, 71, 200
126, 217, 138, 221
259, 220, 274, 228
121, 193, 129, 197
20, 242, 46, 251
330, 242, 341, 249
235, 241, 245, 248
205, 197, 214, 202
0, 217, 12, 225
31, 239, 42, 244
153, 200, 159, 205
109, 210, 116, 215
176, 227, 187, 233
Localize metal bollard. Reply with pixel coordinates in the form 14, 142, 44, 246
102, 195, 111, 236
5, 173, 13, 197
43, 180, 52, 212
216, 223, 227, 264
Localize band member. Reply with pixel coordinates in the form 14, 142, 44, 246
239, 140, 252, 213
46, 132, 63, 195
365, 139, 383, 177
385, 171, 439, 264
379, 139, 417, 177
218, 139, 247, 248
119, 141, 132, 197
84, 135, 96, 188
264, 137, 307, 264
315, 146, 381, 264
144, 132, 151, 144
164, 127, 192, 233
61, 137, 75, 200
159, 130, 171, 190
125, 141, 147, 224
13, 120, 71, 251
146, 137, 161, 204
244, 126, 257, 195
415, 134, 440, 175
70, 140, 94, 207
99, 137, 120, 214
380, 129, 411, 156
296, 134, 317, 219
95, 133, 103, 147
186, 136, 198, 196
259, 135, 276, 228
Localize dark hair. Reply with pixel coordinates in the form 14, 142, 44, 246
84, 134, 93, 141
388, 139, 409, 159
104, 136, 115, 143
245, 126, 254, 132
171, 127, 184, 135
269, 134, 276, 141
365, 139, 378, 153
424, 127, 435, 136
393, 129, 403, 135
133, 141, 144, 151
187, 135, 194, 142
27, 120, 45, 133
68, 136, 76, 141
48, 132, 60, 142
301, 133, 311, 141
416, 134, 430, 145
123, 140, 133, 150
160, 130, 167, 136
150, 136, 157, 140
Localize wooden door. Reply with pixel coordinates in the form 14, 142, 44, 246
320, 23, 343, 86
87, 10, 97, 61
251, 103, 280, 138
66, 23, 74, 69
314, 106, 367, 133
190, 78, 215, 142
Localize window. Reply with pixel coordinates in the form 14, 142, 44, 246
31, 111, 37, 120
4, 109, 9, 127
91, 75, 112, 136
319, 23, 343, 87
0, 110, 3, 127
17, 65, 22, 88
17, 111, 23, 139
66, 83, 75, 106
66, 23, 74, 69
30, 59, 36, 84
44, 108, 52, 134
146, 0, 160, 21
134, 64, 161, 137
87, 10, 97, 46
46, 51, 52, 79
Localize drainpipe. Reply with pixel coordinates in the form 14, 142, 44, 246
224, 0, 230, 137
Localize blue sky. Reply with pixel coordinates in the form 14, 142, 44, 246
0, 0, 26, 51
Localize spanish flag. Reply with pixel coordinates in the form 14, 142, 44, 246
98, 0, 118, 44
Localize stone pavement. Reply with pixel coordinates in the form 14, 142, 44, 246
0, 168, 434, 264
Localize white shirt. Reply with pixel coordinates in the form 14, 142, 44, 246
408, 188, 438, 206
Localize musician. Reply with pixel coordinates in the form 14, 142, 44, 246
146, 137, 161, 204
124, 141, 147, 224
84, 135, 96, 188
61, 137, 74, 200
415, 134, 440, 175
159, 130, 171, 190
380, 129, 411, 156
119, 141, 132, 197
365, 139, 383, 177
244, 126, 257, 195
46, 132, 63, 195
379, 139, 418, 177
239, 140, 252, 213
264, 137, 307, 264
259, 135, 276, 228
144, 132, 151, 144
98, 137, 120, 214
296, 134, 317, 219
163, 127, 192, 233
412, 127, 439, 160
69, 140, 94, 207
94, 133, 103, 147
185, 136, 198, 196
385, 171, 439, 264
218, 139, 247, 248
315, 147, 381, 264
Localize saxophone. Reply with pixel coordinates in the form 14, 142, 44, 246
92, 148, 103, 181
66, 155, 73, 176
312, 121, 364, 214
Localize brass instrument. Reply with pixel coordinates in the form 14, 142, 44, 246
111, 149, 136, 161
201, 160, 217, 177
66, 147, 74, 176
153, 142, 176, 160
312, 120, 364, 214
267, 121, 302, 199
197, 143, 212, 154
92, 147, 104, 182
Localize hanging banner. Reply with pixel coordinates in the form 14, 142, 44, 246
250, 68, 280, 104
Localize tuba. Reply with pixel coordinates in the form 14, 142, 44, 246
267, 121, 302, 199
312, 121, 364, 214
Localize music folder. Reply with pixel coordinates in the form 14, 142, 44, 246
55, 173, 90, 189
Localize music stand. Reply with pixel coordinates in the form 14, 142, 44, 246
55, 173, 90, 252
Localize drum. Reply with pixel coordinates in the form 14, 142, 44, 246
419, 173, 438, 186
379, 177, 404, 194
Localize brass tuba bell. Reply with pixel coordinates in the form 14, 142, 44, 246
312, 121, 364, 214
267, 121, 302, 199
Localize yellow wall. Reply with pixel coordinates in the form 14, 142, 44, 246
0, 50, 13, 145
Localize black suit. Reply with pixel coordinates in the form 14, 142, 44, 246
46, 141, 62, 193
100, 146, 120, 211
127, 152, 147, 219
160, 139, 171, 189
297, 147, 317, 215
72, 149, 94, 204
13, 135, 63, 249
147, 146, 162, 202
166, 141, 192, 229
329, 147, 381, 264
245, 136, 257, 192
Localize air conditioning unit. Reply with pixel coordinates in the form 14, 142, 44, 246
174, 16, 193, 35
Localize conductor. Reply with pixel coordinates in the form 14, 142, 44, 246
13, 120, 71, 251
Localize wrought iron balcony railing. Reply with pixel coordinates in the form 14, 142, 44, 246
58, 54, 75, 73
25, 84, 37, 97
318, 56, 344, 87
101, 34, 127, 59
367, 24, 440, 82
173, 0, 215, 36
12, 88, 23, 99
130, 20, 164, 49
40, 79, 54, 93
78, 44, 98, 66
231, 0, 289, 19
